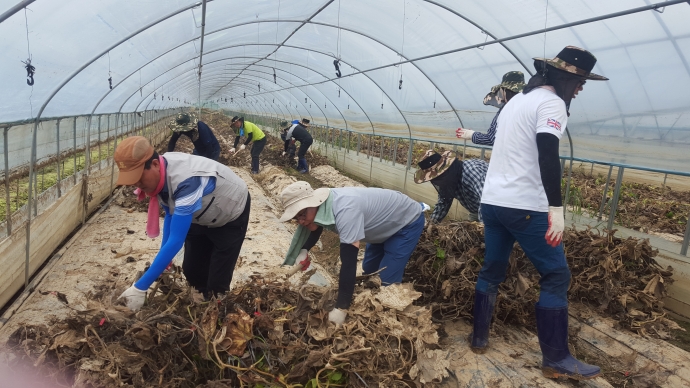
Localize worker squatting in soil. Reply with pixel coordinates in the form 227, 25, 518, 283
115, 45, 607, 381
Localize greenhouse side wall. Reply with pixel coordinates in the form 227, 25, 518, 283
0, 111, 174, 309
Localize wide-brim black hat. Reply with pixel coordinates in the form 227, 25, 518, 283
533, 46, 608, 81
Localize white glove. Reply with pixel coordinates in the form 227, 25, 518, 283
118, 284, 147, 311
546, 206, 564, 247
421, 202, 431, 212
282, 151, 286, 157
456, 128, 475, 140
239, 144, 246, 151
328, 308, 347, 325
229, 147, 236, 154
288, 249, 311, 275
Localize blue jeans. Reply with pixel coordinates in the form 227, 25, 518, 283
477, 204, 571, 308
362, 210, 425, 285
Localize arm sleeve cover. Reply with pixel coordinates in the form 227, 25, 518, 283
134, 213, 193, 290
160, 209, 172, 248
302, 226, 323, 251
167, 132, 181, 152
233, 135, 240, 148
244, 132, 253, 146
335, 243, 360, 309
536, 132, 563, 207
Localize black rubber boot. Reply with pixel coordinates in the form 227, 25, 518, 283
536, 305, 601, 380
468, 290, 496, 354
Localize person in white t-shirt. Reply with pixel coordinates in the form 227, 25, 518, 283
471, 46, 609, 380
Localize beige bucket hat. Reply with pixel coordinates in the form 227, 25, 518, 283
279, 181, 330, 222
414, 150, 457, 184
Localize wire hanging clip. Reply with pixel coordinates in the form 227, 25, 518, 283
22, 59, 35, 86
333, 59, 342, 78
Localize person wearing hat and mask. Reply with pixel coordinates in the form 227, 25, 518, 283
414, 150, 488, 223
472, 46, 607, 380
229, 116, 267, 174
282, 118, 314, 173
456, 71, 525, 145
167, 113, 221, 161
115, 136, 251, 311
278, 181, 426, 325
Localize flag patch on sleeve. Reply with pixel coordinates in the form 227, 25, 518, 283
546, 118, 562, 131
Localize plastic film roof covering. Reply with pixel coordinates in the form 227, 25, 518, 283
1, 0, 690, 173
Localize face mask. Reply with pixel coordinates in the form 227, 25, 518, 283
482, 87, 508, 109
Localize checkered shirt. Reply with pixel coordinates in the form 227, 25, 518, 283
430, 158, 489, 223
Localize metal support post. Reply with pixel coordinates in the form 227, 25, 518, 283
560, 158, 566, 176
681, 209, 690, 256
339, 129, 342, 150
662, 173, 668, 190
4, 127, 11, 236
380, 137, 384, 162
406, 139, 414, 169
607, 167, 625, 231
597, 166, 613, 222
367, 135, 372, 159
356, 133, 361, 155
97, 115, 102, 168
73, 118, 77, 184
392, 138, 398, 166
56, 120, 62, 198
481, 148, 486, 161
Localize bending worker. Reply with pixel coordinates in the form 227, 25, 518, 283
116, 136, 251, 311
473, 46, 607, 380
456, 71, 525, 145
282, 118, 313, 173
167, 113, 221, 161
414, 150, 488, 223
229, 116, 266, 174
278, 181, 425, 325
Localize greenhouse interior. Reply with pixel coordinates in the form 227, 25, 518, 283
1, 0, 690, 387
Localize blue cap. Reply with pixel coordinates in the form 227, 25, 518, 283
292, 119, 300, 125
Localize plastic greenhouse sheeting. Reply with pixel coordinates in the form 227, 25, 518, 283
1, 0, 690, 173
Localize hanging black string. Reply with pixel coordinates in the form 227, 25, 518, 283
273, 68, 277, 83
333, 59, 342, 78
338, 89, 341, 97
22, 59, 35, 86
399, 76, 403, 90
23, 8, 35, 86
244, 92, 246, 98
258, 83, 261, 91
305, 98, 307, 103
107, 51, 113, 89
433, 88, 436, 108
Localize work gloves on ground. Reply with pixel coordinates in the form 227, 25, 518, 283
282, 151, 287, 157
239, 144, 246, 151
328, 308, 347, 325
288, 249, 311, 275
229, 147, 236, 154
456, 128, 475, 140
118, 284, 147, 311
546, 206, 564, 247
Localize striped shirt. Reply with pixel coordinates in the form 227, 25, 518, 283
429, 158, 489, 223
159, 161, 217, 216
471, 110, 500, 146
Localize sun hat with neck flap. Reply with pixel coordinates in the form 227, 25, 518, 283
279, 181, 330, 222
114, 136, 154, 185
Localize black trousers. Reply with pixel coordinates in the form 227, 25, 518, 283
297, 138, 313, 158
182, 193, 251, 296
250, 137, 267, 172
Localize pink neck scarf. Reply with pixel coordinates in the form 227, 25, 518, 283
134, 155, 166, 238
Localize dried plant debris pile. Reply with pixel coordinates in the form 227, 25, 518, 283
8, 271, 447, 387
406, 222, 680, 337
564, 169, 690, 236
